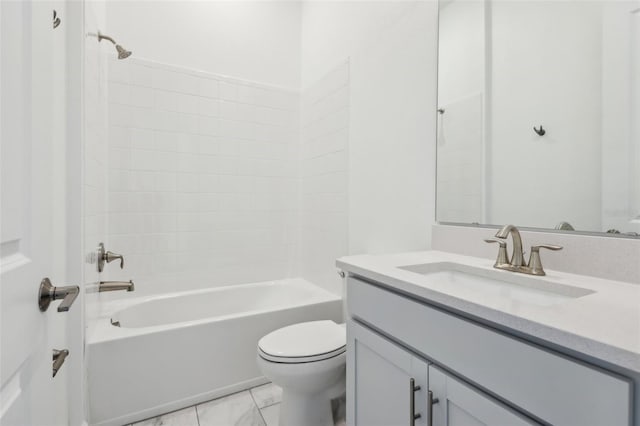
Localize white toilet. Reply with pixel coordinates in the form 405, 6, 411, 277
257, 320, 346, 426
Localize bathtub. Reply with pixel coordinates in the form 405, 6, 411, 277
87, 278, 342, 426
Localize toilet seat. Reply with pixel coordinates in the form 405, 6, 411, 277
258, 320, 346, 364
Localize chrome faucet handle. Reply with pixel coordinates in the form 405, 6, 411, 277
38, 278, 79, 312
484, 239, 510, 269
526, 244, 563, 276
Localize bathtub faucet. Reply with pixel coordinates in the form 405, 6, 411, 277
99, 280, 135, 292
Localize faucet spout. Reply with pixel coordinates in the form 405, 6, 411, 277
99, 280, 135, 293
495, 224, 525, 268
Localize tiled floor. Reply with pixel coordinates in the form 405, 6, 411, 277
131, 383, 346, 426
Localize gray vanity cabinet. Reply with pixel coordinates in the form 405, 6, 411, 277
347, 320, 537, 426
347, 321, 429, 426
428, 365, 537, 426
346, 276, 633, 426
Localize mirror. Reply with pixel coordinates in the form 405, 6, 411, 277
436, 0, 640, 237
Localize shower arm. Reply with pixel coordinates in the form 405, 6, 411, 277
97, 33, 117, 45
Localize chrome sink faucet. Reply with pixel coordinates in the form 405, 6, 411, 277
485, 224, 563, 276
494, 224, 525, 268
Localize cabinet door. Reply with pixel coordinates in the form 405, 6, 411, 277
429, 366, 538, 426
347, 320, 429, 426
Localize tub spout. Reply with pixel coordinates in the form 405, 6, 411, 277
99, 280, 135, 292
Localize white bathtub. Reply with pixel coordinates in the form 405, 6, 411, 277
87, 278, 342, 426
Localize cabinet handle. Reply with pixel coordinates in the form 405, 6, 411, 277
410, 378, 421, 425
428, 390, 440, 426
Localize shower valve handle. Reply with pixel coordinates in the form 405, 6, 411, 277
97, 243, 125, 272
104, 251, 124, 269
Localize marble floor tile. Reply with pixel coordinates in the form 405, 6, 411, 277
197, 391, 265, 426
259, 403, 280, 426
250, 383, 283, 409
132, 406, 199, 426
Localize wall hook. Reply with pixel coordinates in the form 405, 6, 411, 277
533, 125, 546, 136
53, 10, 61, 29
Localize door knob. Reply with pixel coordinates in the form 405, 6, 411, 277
52, 349, 69, 377
38, 278, 79, 312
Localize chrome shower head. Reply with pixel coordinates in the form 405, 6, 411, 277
115, 45, 132, 60
96, 32, 132, 60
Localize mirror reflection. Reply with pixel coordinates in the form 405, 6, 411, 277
436, 0, 640, 236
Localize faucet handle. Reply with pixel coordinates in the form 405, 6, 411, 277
532, 244, 563, 251
97, 242, 125, 272
484, 239, 510, 268
527, 244, 563, 276
104, 251, 124, 269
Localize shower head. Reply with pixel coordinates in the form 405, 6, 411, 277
97, 32, 132, 60
115, 45, 132, 60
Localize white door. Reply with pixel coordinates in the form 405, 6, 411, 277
1, 1, 69, 424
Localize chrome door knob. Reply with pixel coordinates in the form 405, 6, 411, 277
38, 278, 79, 312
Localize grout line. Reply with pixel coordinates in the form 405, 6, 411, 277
260, 400, 281, 409
194, 403, 201, 426
248, 387, 268, 426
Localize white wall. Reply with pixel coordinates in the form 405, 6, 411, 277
348, 1, 438, 254
298, 0, 439, 291
301, 1, 417, 89
106, 1, 301, 89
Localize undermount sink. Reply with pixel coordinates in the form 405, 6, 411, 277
398, 262, 595, 307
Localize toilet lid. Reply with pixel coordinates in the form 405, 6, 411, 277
258, 321, 346, 363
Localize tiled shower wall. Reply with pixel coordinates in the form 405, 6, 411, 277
105, 58, 300, 295
299, 63, 350, 296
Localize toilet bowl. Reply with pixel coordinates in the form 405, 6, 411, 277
257, 320, 346, 426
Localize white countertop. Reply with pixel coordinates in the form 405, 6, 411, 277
337, 250, 640, 374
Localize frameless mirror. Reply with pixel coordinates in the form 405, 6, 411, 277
436, 0, 640, 237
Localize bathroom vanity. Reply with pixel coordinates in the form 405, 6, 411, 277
338, 251, 640, 426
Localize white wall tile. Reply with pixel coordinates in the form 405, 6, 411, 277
106, 58, 300, 296
299, 62, 350, 296
199, 77, 219, 98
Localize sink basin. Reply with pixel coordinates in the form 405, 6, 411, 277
398, 262, 595, 307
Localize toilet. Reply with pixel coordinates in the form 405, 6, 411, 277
257, 320, 346, 426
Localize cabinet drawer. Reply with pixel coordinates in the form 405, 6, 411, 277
348, 276, 632, 426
